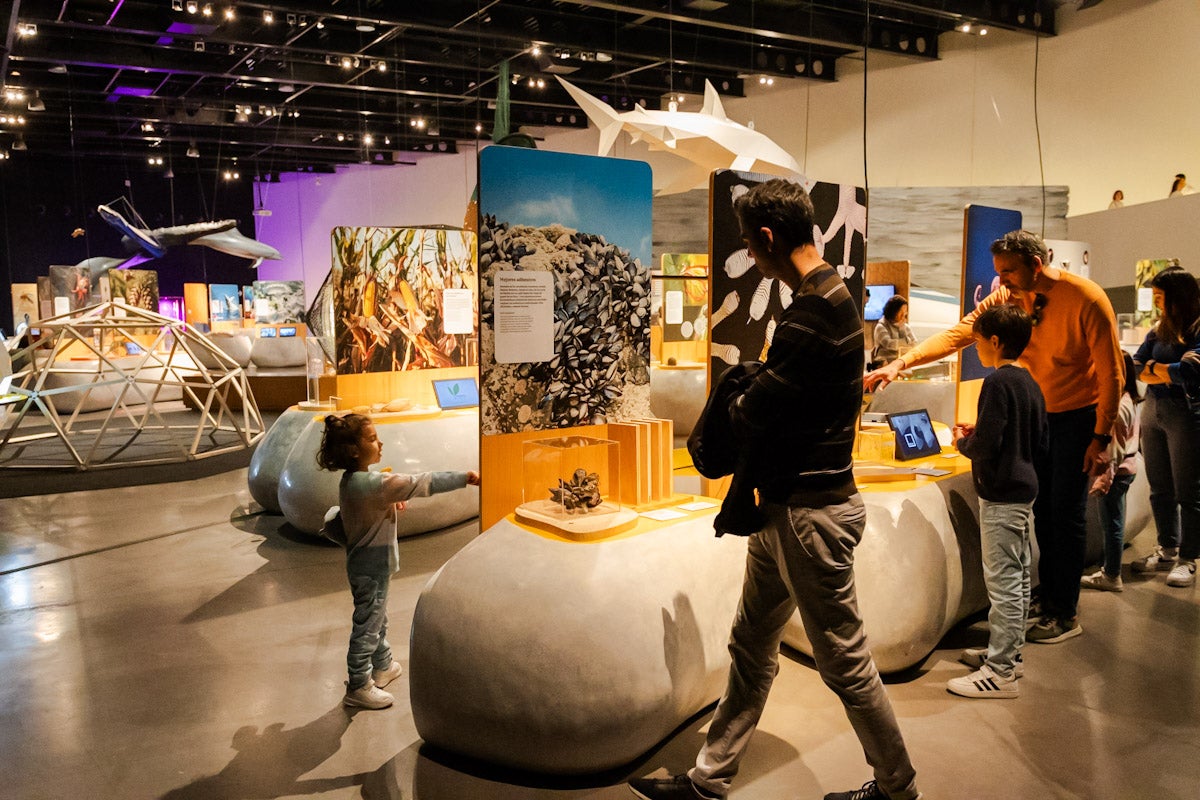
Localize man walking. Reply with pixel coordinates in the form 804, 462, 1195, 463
630, 179, 921, 800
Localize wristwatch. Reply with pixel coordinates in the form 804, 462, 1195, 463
1093, 433, 1113, 446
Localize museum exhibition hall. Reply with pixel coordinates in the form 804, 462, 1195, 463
1, 1, 1198, 799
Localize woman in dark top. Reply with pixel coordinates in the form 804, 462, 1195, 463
1131, 267, 1200, 587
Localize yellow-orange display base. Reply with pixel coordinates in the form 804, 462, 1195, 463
507, 494, 721, 545
333, 365, 476, 410
514, 501, 639, 541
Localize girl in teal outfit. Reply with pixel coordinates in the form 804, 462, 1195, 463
318, 413, 480, 709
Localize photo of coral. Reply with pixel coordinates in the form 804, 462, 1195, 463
252, 280, 305, 325
478, 147, 653, 435
331, 226, 477, 373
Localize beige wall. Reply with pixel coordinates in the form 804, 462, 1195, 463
543, 0, 1198, 218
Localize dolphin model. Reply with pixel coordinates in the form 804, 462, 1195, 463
556, 76, 803, 195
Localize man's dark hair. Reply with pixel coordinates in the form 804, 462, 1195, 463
882, 295, 908, 322
973, 304, 1033, 359
990, 229, 1049, 270
733, 179, 816, 253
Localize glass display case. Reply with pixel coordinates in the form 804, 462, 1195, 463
515, 435, 637, 536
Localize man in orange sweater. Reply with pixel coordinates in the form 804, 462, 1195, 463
866, 230, 1122, 644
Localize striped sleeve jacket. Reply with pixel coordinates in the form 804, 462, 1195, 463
729, 263, 864, 505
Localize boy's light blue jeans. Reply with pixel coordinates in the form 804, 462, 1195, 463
346, 569, 393, 690
979, 498, 1033, 679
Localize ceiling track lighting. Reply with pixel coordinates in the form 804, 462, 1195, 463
16, 22, 37, 37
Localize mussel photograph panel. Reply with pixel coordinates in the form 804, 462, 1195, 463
709, 170, 866, 377
477, 147, 653, 434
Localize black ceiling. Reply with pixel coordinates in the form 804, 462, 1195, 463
0, 0, 1057, 175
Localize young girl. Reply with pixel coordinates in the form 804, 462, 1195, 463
1081, 352, 1142, 592
317, 413, 481, 709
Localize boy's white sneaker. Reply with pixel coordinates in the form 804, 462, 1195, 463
947, 664, 1019, 699
1166, 559, 1197, 587
959, 647, 1024, 678
343, 681, 394, 710
372, 660, 404, 689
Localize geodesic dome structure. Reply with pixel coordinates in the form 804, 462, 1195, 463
0, 301, 264, 469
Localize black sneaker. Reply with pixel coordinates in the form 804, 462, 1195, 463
629, 774, 719, 800
824, 780, 888, 800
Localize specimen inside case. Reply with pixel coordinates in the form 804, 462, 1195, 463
515, 435, 637, 535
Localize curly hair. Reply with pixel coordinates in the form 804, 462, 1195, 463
316, 413, 372, 471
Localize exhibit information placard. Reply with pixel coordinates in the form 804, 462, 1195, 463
493, 271, 554, 363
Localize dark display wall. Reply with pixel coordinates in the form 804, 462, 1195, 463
1, 155, 254, 332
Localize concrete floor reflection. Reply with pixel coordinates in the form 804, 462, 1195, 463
1, 468, 1197, 800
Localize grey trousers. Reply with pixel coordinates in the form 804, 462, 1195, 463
688, 497, 919, 800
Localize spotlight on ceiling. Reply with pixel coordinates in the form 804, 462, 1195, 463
12, 137, 27, 151
224, 7, 235, 21
263, 10, 274, 24
356, 22, 376, 32
186, 142, 200, 158
27, 92, 45, 112
185, 1, 198, 14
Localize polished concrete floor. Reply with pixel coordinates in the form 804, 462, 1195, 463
1, 468, 1197, 800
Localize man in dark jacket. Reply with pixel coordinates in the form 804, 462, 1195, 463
630, 180, 921, 800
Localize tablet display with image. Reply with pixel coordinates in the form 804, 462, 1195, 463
432, 377, 480, 410
887, 409, 941, 461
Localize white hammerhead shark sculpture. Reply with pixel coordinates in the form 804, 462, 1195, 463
556, 76, 803, 195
